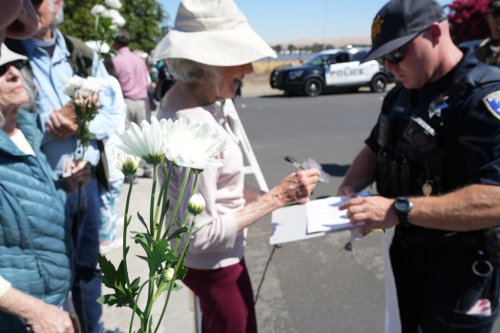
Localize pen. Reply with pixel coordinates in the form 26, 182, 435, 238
284, 155, 325, 183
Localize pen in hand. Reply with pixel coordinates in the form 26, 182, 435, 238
284, 155, 325, 183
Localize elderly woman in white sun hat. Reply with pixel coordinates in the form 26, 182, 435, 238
152, 1, 320, 332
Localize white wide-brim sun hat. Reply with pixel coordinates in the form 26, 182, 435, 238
0, 43, 27, 66
151, 0, 277, 66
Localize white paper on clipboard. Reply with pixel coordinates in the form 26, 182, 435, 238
306, 196, 360, 234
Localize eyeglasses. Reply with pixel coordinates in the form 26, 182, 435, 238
0, 60, 25, 77
381, 48, 406, 64
31, 0, 43, 6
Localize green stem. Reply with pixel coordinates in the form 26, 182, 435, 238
122, 175, 134, 286
128, 279, 149, 333
162, 167, 192, 239
171, 172, 200, 255
149, 165, 158, 239
153, 221, 196, 333
156, 162, 174, 241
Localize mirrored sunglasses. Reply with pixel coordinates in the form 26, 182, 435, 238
0, 60, 25, 77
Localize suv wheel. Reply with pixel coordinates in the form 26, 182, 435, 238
370, 74, 388, 93
303, 78, 323, 97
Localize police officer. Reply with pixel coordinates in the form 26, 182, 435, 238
337, 0, 500, 332
476, 0, 500, 67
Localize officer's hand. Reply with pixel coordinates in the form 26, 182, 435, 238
46, 103, 77, 139
339, 196, 397, 232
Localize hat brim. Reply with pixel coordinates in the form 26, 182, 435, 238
151, 27, 277, 66
0, 43, 27, 66
362, 32, 419, 63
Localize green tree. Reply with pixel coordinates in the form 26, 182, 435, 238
60, 0, 167, 53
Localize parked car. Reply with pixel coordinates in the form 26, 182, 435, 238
270, 47, 394, 97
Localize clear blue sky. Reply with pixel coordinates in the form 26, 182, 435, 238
158, 0, 450, 44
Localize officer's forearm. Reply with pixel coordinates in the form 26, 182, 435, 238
409, 184, 500, 231
338, 145, 376, 194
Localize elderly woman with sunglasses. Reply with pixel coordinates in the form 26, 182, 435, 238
153, 1, 320, 332
0, 44, 91, 333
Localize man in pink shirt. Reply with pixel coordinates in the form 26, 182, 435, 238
112, 29, 152, 178
111, 29, 151, 127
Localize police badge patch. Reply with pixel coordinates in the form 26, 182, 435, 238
483, 91, 500, 120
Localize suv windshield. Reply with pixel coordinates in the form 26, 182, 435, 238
307, 52, 338, 66
350, 50, 368, 62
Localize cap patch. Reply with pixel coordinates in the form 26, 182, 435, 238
482, 91, 500, 120
372, 15, 384, 41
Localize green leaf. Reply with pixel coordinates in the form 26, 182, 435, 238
167, 226, 188, 241
176, 266, 188, 281
146, 239, 177, 272
136, 212, 149, 232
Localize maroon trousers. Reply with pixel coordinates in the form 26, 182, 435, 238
183, 259, 257, 333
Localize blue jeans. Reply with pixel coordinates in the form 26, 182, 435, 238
390, 229, 500, 333
67, 179, 102, 333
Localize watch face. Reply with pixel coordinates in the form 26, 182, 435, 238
395, 199, 410, 213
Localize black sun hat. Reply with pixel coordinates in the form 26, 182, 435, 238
362, 0, 446, 63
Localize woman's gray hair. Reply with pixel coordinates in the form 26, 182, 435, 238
21, 68, 37, 112
165, 58, 222, 85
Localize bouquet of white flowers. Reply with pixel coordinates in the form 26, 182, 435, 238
64, 75, 109, 159
98, 117, 226, 333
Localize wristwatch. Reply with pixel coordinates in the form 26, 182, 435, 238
394, 196, 413, 226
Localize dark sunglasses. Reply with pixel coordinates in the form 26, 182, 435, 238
380, 29, 428, 64
381, 48, 406, 64
31, 0, 43, 6
0, 60, 25, 77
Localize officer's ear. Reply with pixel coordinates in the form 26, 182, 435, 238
426, 22, 443, 46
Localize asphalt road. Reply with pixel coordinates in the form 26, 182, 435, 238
234, 91, 500, 333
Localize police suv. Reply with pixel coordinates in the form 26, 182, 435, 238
270, 47, 394, 97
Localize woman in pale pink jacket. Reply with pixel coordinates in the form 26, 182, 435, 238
152, 1, 320, 332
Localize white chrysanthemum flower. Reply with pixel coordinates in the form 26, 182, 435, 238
116, 117, 173, 165
188, 193, 206, 215
103, 9, 126, 27
113, 149, 142, 176
104, 0, 122, 10
64, 76, 84, 97
79, 77, 109, 97
164, 116, 226, 170
90, 4, 106, 17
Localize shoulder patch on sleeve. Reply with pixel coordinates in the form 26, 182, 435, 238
483, 91, 500, 120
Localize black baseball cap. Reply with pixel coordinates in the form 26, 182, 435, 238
362, 0, 446, 63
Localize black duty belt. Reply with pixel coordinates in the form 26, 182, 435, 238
393, 225, 484, 249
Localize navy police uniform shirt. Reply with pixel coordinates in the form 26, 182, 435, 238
366, 48, 500, 191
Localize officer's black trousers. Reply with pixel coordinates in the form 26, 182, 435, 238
390, 239, 500, 333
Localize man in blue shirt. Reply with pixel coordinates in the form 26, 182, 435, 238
6, 1, 125, 332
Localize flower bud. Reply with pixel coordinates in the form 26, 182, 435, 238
188, 193, 205, 215
121, 156, 140, 176
161, 267, 175, 283
114, 149, 141, 176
